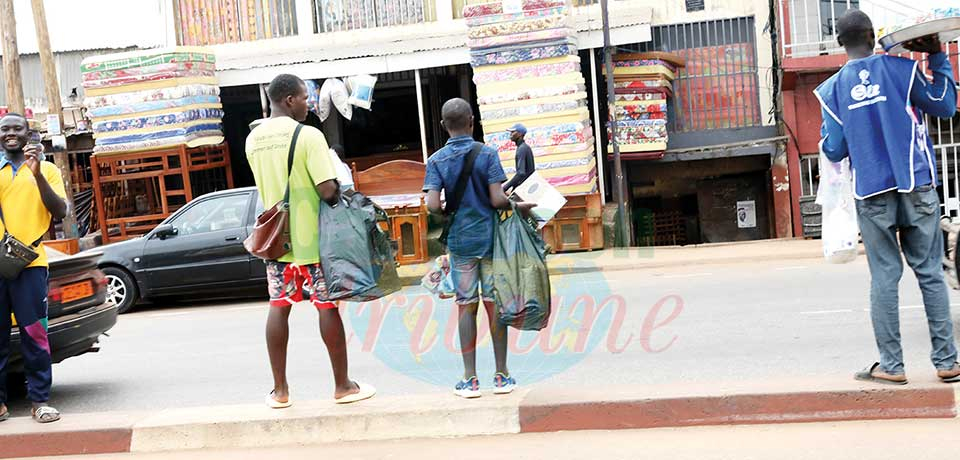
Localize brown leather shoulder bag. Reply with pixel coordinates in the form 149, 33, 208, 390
244, 123, 303, 260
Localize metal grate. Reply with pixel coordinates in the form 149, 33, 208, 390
174, 0, 300, 45
314, 0, 437, 32
778, 0, 921, 59
620, 17, 762, 132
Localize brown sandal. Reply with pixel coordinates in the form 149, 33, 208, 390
855, 362, 908, 385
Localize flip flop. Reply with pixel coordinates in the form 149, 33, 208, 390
265, 390, 292, 409
855, 362, 908, 385
32, 406, 61, 424
335, 382, 376, 405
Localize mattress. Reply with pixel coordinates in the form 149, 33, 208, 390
544, 166, 596, 187
468, 14, 570, 39
482, 99, 585, 121
83, 69, 218, 89
500, 145, 595, 163
486, 121, 591, 150
520, 158, 596, 180
614, 59, 678, 73
503, 154, 595, 175
615, 93, 668, 103
478, 84, 584, 106
482, 108, 590, 132
84, 85, 221, 109
462, 0, 567, 18
368, 194, 424, 209
468, 28, 575, 50
82, 62, 217, 82
81, 47, 216, 74
93, 132, 225, 155
84, 77, 219, 97
94, 121, 223, 143
476, 73, 584, 98
472, 59, 580, 85
556, 181, 598, 195
610, 142, 669, 153
610, 65, 677, 80
466, 6, 568, 26
470, 43, 578, 67
93, 108, 225, 134
88, 95, 222, 118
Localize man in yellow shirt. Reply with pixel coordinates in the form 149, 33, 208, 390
0, 113, 67, 424
246, 74, 374, 407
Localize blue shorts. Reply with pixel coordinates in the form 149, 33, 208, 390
449, 255, 494, 306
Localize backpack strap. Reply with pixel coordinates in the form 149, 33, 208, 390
444, 142, 483, 215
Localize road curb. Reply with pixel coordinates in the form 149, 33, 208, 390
2, 381, 946, 458
518, 385, 956, 433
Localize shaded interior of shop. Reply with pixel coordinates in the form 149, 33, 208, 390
592, 16, 779, 245
219, 65, 480, 190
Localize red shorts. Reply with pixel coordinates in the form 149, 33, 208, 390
266, 262, 337, 309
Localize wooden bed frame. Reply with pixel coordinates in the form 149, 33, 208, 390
351, 159, 430, 265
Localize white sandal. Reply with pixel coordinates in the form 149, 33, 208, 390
335, 382, 376, 404
265, 390, 292, 409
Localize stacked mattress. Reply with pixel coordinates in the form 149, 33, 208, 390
466, 0, 597, 196
606, 52, 683, 156
82, 47, 224, 155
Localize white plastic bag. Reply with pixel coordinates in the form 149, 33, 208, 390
816, 152, 859, 264
348, 74, 378, 110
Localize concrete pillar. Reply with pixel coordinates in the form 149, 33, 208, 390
782, 89, 805, 238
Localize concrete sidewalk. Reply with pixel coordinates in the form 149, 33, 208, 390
2, 377, 955, 459
397, 238, 836, 284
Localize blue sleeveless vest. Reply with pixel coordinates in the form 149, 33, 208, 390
815, 55, 937, 199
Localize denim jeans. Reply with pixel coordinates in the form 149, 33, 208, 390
856, 185, 958, 375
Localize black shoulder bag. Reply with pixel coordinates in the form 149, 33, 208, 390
438, 142, 483, 247
0, 208, 40, 280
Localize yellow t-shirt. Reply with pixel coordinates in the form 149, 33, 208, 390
0, 160, 67, 268
245, 117, 335, 265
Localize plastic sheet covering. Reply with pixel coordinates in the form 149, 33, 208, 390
816, 152, 859, 264
490, 204, 551, 331
318, 191, 401, 302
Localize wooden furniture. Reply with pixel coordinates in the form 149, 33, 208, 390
352, 159, 430, 265
91, 143, 234, 244
541, 193, 604, 252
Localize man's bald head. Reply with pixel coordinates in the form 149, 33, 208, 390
441, 98, 474, 134
836, 9, 874, 49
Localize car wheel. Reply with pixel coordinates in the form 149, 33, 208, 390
102, 267, 139, 314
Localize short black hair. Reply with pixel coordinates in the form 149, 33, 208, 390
836, 9, 874, 47
330, 144, 345, 158
267, 74, 306, 103
441, 98, 473, 132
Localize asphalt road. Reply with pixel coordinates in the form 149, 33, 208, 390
32, 418, 960, 460
7, 256, 960, 416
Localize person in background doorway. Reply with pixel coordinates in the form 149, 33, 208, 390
0, 113, 67, 424
423, 98, 535, 398
329, 144, 354, 192
816, 9, 959, 385
502, 123, 535, 195
246, 74, 375, 407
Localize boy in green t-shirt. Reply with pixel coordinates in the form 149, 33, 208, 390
246, 74, 375, 407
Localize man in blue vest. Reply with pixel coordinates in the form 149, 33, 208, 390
817, 9, 959, 385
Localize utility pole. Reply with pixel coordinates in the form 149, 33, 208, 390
31, 0, 78, 239
600, 0, 629, 247
0, 0, 25, 115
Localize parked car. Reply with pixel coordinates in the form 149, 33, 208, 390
90, 187, 268, 313
7, 248, 118, 373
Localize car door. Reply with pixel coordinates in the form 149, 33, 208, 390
247, 193, 268, 283
141, 191, 253, 294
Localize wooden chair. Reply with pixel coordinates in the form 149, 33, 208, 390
352, 160, 430, 265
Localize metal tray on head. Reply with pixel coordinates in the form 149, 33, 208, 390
880, 17, 960, 54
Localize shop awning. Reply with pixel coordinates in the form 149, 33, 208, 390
214, 3, 652, 87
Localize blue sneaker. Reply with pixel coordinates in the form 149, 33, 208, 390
493, 373, 516, 395
454, 376, 481, 399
